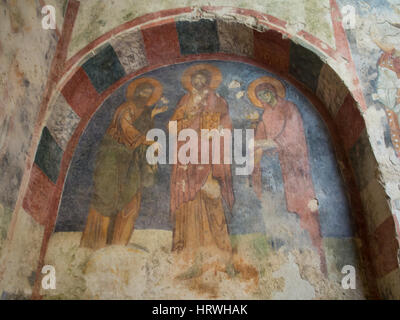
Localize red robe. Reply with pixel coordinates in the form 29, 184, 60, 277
170, 91, 234, 213
170, 90, 234, 253
252, 97, 327, 274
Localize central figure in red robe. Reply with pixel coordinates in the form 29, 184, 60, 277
169, 64, 234, 265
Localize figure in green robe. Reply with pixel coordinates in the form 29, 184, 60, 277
80, 77, 166, 249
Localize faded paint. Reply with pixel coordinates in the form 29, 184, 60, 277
67, 0, 335, 59
0, 0, 399, 300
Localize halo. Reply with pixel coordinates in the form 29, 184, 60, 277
248, 76, 286, 108
126, 77, 163, 106
181, 64, 222, 91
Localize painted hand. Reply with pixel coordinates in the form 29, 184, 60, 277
151, 105, 169, 119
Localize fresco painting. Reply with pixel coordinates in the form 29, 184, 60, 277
374, 39, 400, 153
248, 76, 326, 274
368, 2, 400, 158
169, 64, 235, 274
80, 78, 164, 249
337, 0, 400, 157
2, 0, 400, 301
41, 61, 363, 299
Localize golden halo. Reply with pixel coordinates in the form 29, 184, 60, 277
248, 76, 286, 108
181, 64, 222, 92
126, 77, 163, 106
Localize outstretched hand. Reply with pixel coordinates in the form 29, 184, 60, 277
151, 105, 169, 119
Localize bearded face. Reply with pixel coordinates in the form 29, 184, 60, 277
133, 83, 154, 105
191, 71, 211, 91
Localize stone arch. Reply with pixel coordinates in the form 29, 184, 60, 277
2, 5, 399, 299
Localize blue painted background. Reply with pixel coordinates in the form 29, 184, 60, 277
55, 60, 354, 238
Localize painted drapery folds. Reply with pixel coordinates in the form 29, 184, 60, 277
80, 78, 163, 249
375, 45, 400, 154
2, 0, 400, 301
44, 61, 361, 299
170, 64, 234, 262
248, 76, 327, 274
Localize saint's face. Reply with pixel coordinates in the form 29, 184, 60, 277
191, 73, 208, 91
138, 87, 154, 100
257, 89, 276, 106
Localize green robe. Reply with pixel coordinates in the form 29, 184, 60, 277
91, 107, 155, 217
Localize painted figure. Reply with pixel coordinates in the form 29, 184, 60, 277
80, 77, 165, 249
169, 64, 234, 263
248, 76, 327, 274
373, 38, 400, 155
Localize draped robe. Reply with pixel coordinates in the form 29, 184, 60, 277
377, 50, 400, 110
170, 89, 234, 257
81, 101, 155, 249
252, 97, 327, 274
376, 50, 400, 155
92, 101, 154, 217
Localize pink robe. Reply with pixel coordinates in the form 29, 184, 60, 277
252, 97, 327, 274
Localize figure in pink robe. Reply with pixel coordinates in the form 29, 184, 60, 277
249, 77, 327, 274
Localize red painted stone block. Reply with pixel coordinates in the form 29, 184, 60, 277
61, 67, 100, 118
22, 164, 57, 226
335, 93, 365, 151
141, 20, 181, 65
369, 216, 400, 278
253, 29, 290, 75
